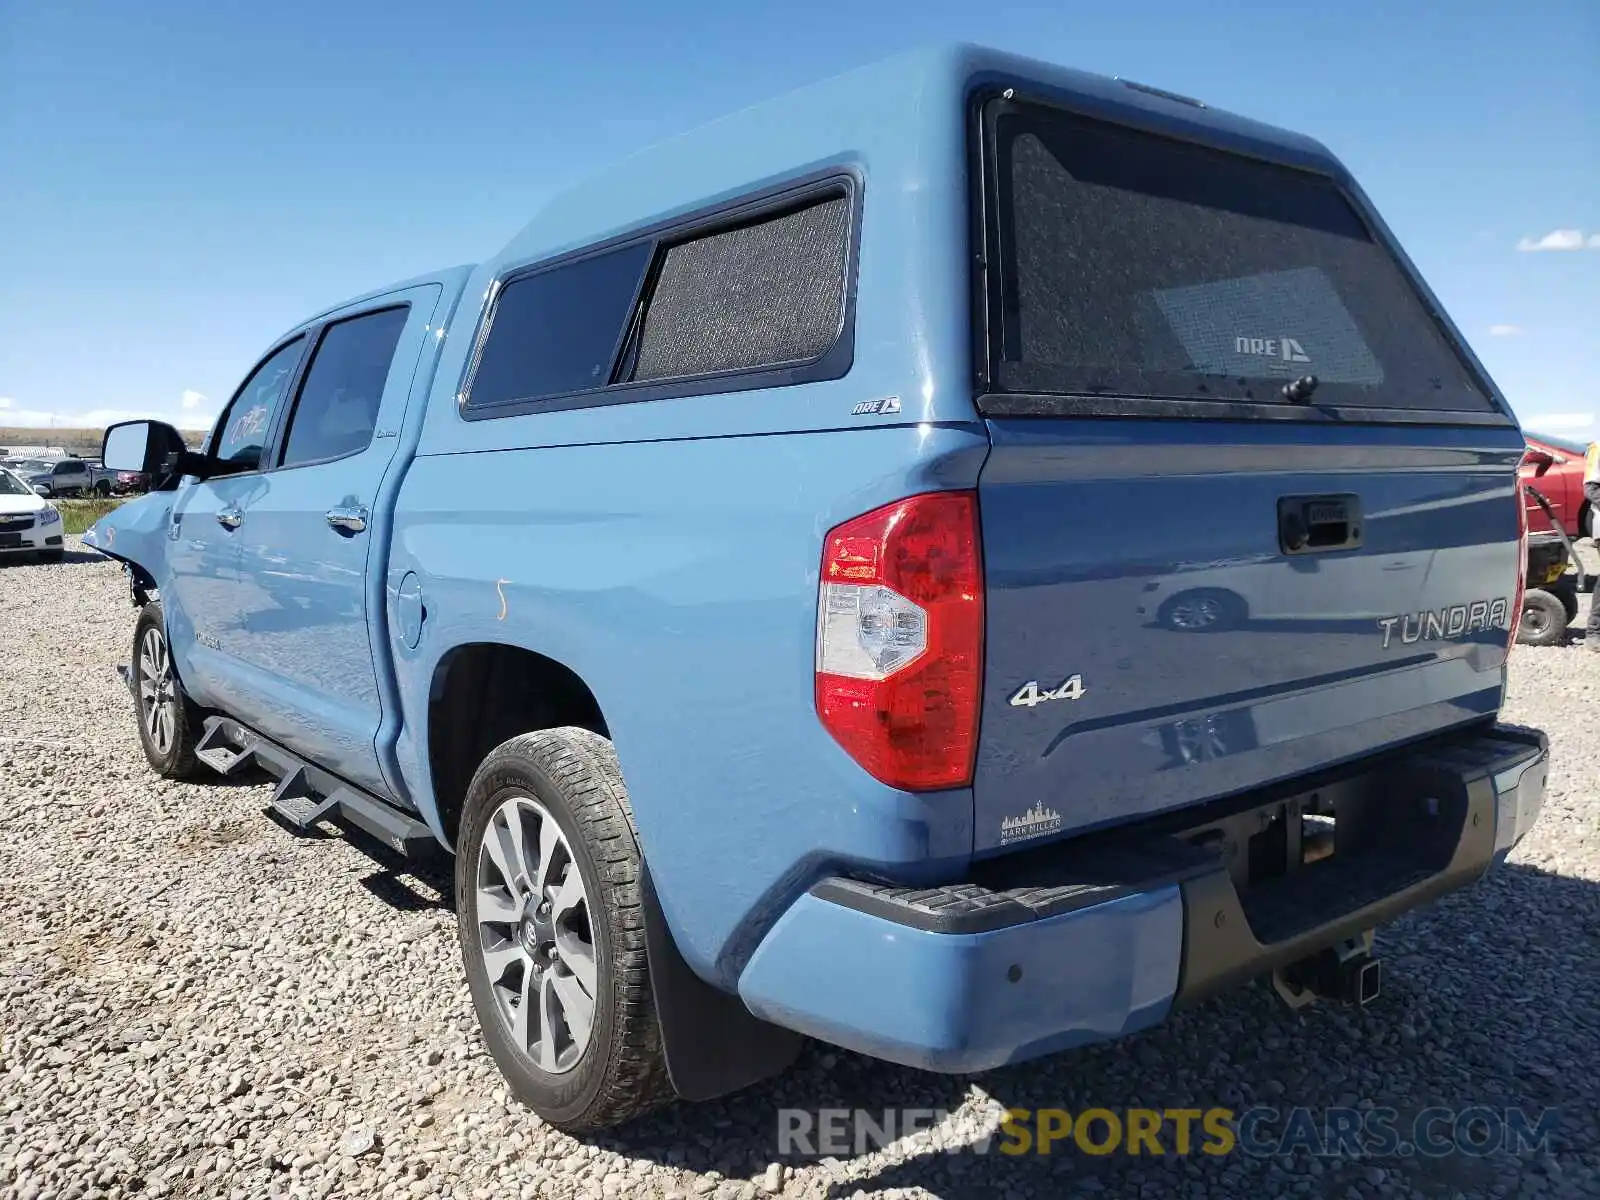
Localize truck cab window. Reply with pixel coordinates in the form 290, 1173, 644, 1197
212, 337, 306, 472
279, 307, 409, 468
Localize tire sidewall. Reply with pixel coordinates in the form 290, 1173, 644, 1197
1517, 591, 1565, 647
455, 749, 620, 1125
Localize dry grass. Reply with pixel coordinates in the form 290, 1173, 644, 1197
55, 497, 125, 535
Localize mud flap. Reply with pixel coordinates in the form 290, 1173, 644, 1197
640, 867, 803, 1102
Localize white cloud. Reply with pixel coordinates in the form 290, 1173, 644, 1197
0, 394, 216, 430
1488, 324, 1525, 336
1516, 229, 1597, 252
1521, 412, 1596, 433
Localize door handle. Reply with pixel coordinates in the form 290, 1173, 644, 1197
216, 508, 243, 530
326, 505, 368, 534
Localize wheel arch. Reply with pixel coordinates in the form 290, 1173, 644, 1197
424, 641, 610, 852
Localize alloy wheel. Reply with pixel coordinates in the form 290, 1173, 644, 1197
475, 796, 598, 1075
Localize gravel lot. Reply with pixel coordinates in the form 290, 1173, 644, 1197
3, 541, 1597, 1200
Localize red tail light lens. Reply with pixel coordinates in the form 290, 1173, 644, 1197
1506, 474, 1530, 659
815, 491, 983, 791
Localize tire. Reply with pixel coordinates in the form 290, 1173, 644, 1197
455, 728, 671, 1133
1516, 589, 1568, 648
131, 603, 205, 778
95, 480, 112, 497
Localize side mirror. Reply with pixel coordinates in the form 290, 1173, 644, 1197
102, 420, 205, 483
33, 485, 49, 497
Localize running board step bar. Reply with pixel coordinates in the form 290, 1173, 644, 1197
195, 720, 254, 776
198, 716, 437, 859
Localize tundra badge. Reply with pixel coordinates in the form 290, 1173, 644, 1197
1377, 599, 1510, 649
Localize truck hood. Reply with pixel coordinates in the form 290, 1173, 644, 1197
0, 493, 46, 515
82, 491, 172, 578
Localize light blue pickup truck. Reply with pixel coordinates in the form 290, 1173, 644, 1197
88, 45, 1547, 1132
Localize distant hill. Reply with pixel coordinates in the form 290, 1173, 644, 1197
0, 425, 209, 459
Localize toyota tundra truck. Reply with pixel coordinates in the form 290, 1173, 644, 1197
85, 45, 1547, 1133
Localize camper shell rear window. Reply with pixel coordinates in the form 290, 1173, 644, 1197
975, 97, 1500, 420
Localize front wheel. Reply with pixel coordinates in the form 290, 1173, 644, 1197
131, 604, 204, 778
455, 728, 671, 1132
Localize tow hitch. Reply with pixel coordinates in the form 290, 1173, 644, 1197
1272, 932, 1380, 1009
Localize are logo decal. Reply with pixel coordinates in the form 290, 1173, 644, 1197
1235, 336, 1311, 363
851, 395, 902, 417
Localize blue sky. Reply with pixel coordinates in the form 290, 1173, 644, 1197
1, 0, 1594, 436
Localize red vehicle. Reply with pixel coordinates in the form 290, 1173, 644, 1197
1520, 433, 1595, 539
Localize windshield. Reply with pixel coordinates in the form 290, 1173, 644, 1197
0, 469, 35, 496
982, 100, 1494, 414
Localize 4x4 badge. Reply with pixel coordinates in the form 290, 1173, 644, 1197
1009, 675, 1086, 708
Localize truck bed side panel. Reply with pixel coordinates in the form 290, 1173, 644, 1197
387, 425, 989, 986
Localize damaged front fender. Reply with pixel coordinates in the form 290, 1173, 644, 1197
82, 491, 174, 603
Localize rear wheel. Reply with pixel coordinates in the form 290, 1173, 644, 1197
1516, 590, 1568, 648
131, 604, 204, 778
94, 480, 113, 497
455, 728, 671, 1132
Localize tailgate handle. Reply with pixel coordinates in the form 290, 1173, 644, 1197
1278, 495, 1361, 554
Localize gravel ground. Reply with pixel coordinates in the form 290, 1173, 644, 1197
2, 541, 1597, 1200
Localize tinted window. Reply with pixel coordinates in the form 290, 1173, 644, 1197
631, 195, 848, 382
54, 460, 83, 474
469, 242, 652, 407
213, 338, 305, 470
987, 104, 1490, 412
280, 307, 409, 467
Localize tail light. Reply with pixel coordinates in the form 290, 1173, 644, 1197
1505, 475, 1530, 660
814, 491, 983, 790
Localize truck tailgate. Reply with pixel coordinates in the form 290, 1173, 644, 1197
973, 419, 1524, 853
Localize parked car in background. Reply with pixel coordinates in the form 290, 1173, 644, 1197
1521, 433, 1595, 540
25, 457, 116, 497
114, 469, 150, 494
0, 467, 65, 561
2, 458, 54, 478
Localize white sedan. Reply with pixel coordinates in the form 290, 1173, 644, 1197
0, 467, 65, 561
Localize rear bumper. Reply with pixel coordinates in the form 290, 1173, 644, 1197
737, 724, 1547, 1072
